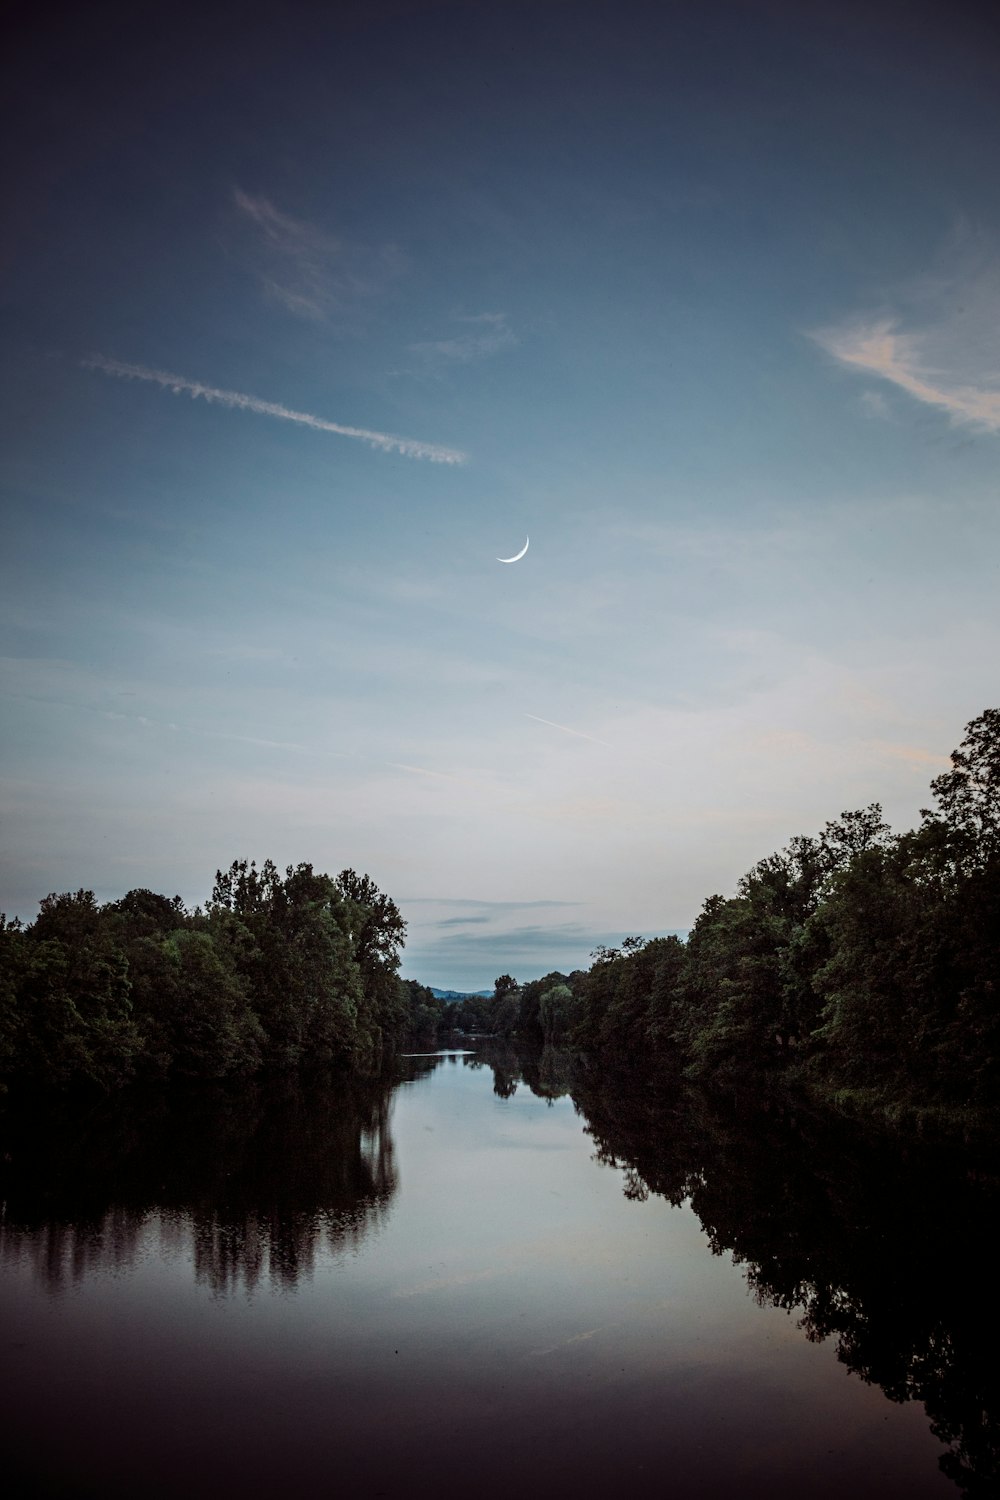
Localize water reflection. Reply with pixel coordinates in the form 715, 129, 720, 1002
1, 1048, 997, 1496
569, 1061, 1000, 1500
0, 1073, 396, 1294
426, 1041, 1000, 1497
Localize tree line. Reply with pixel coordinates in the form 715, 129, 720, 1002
2, 707, 997, 1119
437, 708, 1000, 1125
0, 860, 415, 1090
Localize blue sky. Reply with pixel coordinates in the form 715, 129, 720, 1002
3, 1, 999, 987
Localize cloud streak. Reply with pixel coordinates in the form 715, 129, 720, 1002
410, 312, 517, 366
385, 761, 477, 782
524, 713, 612, 748
83, 355, 466, 464
812, 315, 1000, 431
232, 188, 403, 321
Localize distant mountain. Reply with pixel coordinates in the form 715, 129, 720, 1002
425, 987, 494, 1000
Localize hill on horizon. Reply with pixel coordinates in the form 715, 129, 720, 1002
422, 986, 494, 1001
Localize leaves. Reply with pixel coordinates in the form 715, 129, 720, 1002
1, 861, 411, 1090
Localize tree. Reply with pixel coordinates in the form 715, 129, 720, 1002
518, 971, 572, 1041
923, 707, 1000, 867
208, 860, 365, 1068
110, 888, 187, 942
337, 870, 407, 971
337, 869, 408, 1054
818, 805, 893, 873
1, 860, 416, 1090
401, 979, 445, 1042
538, 982, 578, 1043
672, 895, 790, 1077
20, 891, 139, 1089
210, 858, 283, 918
128, 930, 263, 1079
0, 914, 27, 1080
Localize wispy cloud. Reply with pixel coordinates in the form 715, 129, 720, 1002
231, 188, 403, 321
385, 761, 477, 783
409, 312, 517, 367
811, 238, 1000, 431
83, 354, 466, 464
811, 316, 1000, 430
407, 921, 591, 959
125, 715, 317, 754
402, 920, 684, 987
524, 713, 612, 748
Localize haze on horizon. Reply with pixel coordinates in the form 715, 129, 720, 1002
2, 0, 999, 989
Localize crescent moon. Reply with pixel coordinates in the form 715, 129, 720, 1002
497, 536, 529, 564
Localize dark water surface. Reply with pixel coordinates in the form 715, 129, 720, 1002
0, 1048, 995, 1498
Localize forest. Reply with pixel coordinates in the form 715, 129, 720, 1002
0, 862, 412, 1089
1, 707, 998, 1125
426, 706, 1000, 1127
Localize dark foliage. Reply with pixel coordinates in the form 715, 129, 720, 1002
0, 861, 417, 1092
565, 708, 1000, 1127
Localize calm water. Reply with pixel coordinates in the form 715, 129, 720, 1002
0, 1048, 993, 1498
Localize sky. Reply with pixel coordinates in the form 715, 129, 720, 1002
2, 0, 1000, 988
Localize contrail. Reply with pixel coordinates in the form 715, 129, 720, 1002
83, 354, 467, 464
386, 761, 483, 785
524, 713, 612, 748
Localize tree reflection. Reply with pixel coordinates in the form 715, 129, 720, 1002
3, 1049, 997, 1493
0, 1073, 397, 1295
472, 1040, 576, 1103
572, 1065, 1000, 1498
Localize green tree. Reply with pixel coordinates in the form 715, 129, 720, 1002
401, 979, 445, 1042
127, 930, 263, 1079
538, 982, 579, 1043
519, 970, 572, 1041
807, 817, 1000, 1111
20, 891, 138, 1089
209, 860, 364, 1068
337, 869, 409, 1056
923, 707, 1000, 869
492, 992, 520, 1037
110, 888, 187, 943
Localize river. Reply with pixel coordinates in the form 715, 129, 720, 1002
0, 1045, 992, 1498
